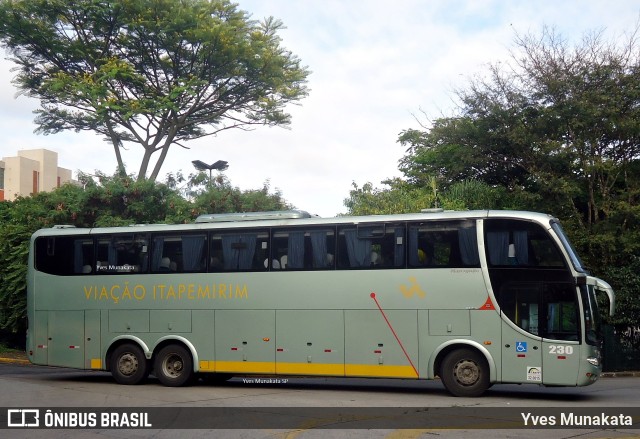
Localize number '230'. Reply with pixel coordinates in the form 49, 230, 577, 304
548, 345, 574, 355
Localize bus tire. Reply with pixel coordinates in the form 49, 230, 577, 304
110, 343, 148, 385
154, 344, 194, 387
440, 348, 489, 397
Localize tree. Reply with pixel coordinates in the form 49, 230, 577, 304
510, 26, 640, 227
399, 25, 640, 229
0, 0, 309, 180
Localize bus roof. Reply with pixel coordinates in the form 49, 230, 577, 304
31, 210, 557, 239
194, 209, 316, 223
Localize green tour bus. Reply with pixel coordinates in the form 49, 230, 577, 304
26, 209, 615, 397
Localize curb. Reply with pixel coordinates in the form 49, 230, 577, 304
0, 356, 30, 365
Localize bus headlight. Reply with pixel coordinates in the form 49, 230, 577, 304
587, 357, 599, 367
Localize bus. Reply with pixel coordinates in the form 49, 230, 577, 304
26, 209, 615, 397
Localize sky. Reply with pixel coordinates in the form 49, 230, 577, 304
1, 1, 639, 217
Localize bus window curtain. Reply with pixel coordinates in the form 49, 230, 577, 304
287, 232, 305, 269
151, 237, 164, 271
408, 227, 419, 266
182, 235, 205, 271
221, 235, 240, 270
108, 240, 118, 265
458, 227, 480, 266
487, 231, 509, 265
344, 229, 371, 268
222, 234, 257, 270
513, 231, 529, 265
310, 231, 328, 268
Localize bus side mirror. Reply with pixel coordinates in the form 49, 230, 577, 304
587, 277, 615, 317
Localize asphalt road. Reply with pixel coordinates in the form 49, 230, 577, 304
0, 362, 639, 438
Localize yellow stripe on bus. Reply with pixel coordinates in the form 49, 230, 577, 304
198, 361, 417, 378
199, 360, 215, 371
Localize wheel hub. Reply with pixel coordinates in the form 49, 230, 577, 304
164, 354, 184, 377
454, 359, 479, 386
118, 353, 139, 376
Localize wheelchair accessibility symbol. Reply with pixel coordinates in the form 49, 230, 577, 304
516, 342, 528, 352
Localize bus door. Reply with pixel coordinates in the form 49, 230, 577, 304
498, 282, 543, 383
540, 283, 581, 386
497, 281, 581, 385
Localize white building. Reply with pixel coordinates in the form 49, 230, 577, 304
0, 149, 73, 201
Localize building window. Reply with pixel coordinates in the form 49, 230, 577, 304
32, 170, 39, 194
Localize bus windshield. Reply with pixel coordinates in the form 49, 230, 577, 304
550, 221, 587, 273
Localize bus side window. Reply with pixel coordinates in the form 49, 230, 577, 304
96, 234, 148, 273
308, 229, 336, 269
408, 221, 479, 268
151, 234, 207, 273
210, 230, 269, 271
35, 237, 93, 276
272, 228, 335, 270
337, 224, 404, 269
485, 220, 565, 268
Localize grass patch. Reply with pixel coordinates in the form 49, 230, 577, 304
0, 343, 22, 354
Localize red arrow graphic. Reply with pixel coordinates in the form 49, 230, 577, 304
370, 292, 419, 377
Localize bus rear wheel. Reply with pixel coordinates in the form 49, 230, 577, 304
440, 348, 489, 397
154, 345, 194, 387
110, 343, 148, 385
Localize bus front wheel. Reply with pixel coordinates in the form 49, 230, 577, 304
440, 348, 489, 397
154, 344, 194, 387
110, 343, 148, 385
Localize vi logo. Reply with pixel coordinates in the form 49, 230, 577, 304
399, 277, 426, 298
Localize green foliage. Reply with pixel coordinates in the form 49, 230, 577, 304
0, 0, 310, 180
78, 173, 191, 226
443, 180, 508, 210
0, 224, 30, 335
344, 179, 435, 215
191, 176, 291, 215
344, 178, 512, 215
599, 256, 640, 329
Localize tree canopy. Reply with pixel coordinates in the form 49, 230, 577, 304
398, 26, 640, 233
0, 0, 310, 180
